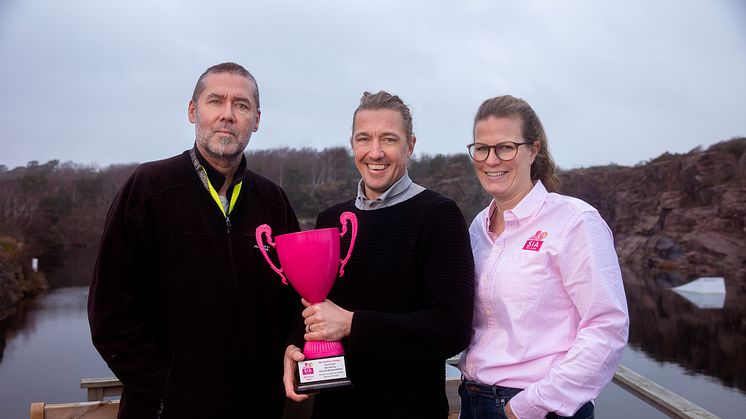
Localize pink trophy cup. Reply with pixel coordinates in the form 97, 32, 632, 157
256, 212, 357, 393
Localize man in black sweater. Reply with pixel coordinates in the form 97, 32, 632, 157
283, 91, 475, 418
89, 63, 300, 418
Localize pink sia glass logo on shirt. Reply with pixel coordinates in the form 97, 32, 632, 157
523, 230, 548, 251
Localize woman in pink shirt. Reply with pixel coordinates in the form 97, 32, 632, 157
458, 95, 629, 419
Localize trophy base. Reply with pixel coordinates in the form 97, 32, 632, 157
296, 377, 353, 394
296, 355, 352, 394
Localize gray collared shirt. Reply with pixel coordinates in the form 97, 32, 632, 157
354, 172, 426, 210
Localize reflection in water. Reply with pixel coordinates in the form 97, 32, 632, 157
597, 345, 746, 418
671, 276, 726, 309
672, 289, 726, 309
44, 246, 98, 288
623, 266, 746, 393
0, 287, 112, 419
0, 247, 97, 364
0, 296, 36, 364
1, 267, 745, 418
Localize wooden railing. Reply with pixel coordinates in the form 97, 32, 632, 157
446, 358, 721, 419
80, 377, 124, 402
29, 363, 721, 418
29, 400, 119, 419
611, 365, 720, 418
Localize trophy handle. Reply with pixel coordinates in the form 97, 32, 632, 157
255, 224, 288, 285
338, 212, 357, 277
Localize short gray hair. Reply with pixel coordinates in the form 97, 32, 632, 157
192, 62, 260, 109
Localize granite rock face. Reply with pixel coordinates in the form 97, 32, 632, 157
559, 138, 746, 289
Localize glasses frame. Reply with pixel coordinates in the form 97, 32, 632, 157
466, 141, 535, 162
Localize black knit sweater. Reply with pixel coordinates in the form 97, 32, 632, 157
89, 150, 300, 418
310, 190, 475, 419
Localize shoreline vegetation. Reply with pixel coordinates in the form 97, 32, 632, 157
0, 236, 47, 322
0, 137, 744, 319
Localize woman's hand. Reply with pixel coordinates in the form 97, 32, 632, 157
302, 298, 353, 341
505, 401, 519, 419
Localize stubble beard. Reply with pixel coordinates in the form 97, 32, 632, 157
195, 121, 249, 164
209, 135, 245, 162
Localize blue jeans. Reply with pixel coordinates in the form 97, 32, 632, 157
458, 380, 594, 419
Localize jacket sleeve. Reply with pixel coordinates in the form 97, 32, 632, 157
346, 200, 475, 360
88, 172, 168, 403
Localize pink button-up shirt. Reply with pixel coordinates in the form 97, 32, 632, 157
459, 181, 629, 418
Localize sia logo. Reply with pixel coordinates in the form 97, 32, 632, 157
301, 362, 314, 376
523, 230, 548, 251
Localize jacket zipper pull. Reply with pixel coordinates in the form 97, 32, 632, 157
226, 216, 232, 234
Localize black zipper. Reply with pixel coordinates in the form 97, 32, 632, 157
225, 215, 239, 292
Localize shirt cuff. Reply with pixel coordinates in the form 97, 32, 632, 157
509, 390, 550, 419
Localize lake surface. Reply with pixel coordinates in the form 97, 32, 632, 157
0, 287, 112, 419
1, 273, 745, 418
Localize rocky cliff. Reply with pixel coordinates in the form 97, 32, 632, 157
1, 138, 743, 320
559, 137, 746, 289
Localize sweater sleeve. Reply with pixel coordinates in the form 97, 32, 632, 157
88, 172, 168, 403
346, 200, 475, 361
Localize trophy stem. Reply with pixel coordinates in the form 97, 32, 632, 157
303, 340, 345, 358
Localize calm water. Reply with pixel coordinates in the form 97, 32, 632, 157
1, 274, 745, 418
0, 287, 112, 419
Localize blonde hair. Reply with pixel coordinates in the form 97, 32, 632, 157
352, 91, 414, 143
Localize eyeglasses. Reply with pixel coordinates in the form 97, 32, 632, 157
466, 141, 534, 162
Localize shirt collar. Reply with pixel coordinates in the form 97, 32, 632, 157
356, 172, 413, 205
505, 180, 548, 221
486, 180, 548, 231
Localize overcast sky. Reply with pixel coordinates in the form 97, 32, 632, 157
1, 0, 744, 170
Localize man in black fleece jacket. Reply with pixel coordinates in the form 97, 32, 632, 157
284, 91, 475, 418
89, 63, 300, 418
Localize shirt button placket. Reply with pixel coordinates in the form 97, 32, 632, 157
485, 240, 502, 326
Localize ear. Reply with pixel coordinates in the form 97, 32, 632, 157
407, 135, 417, 157
531, 140, 541, 160
253, 110, 261, 132
188, 100, 197, 124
